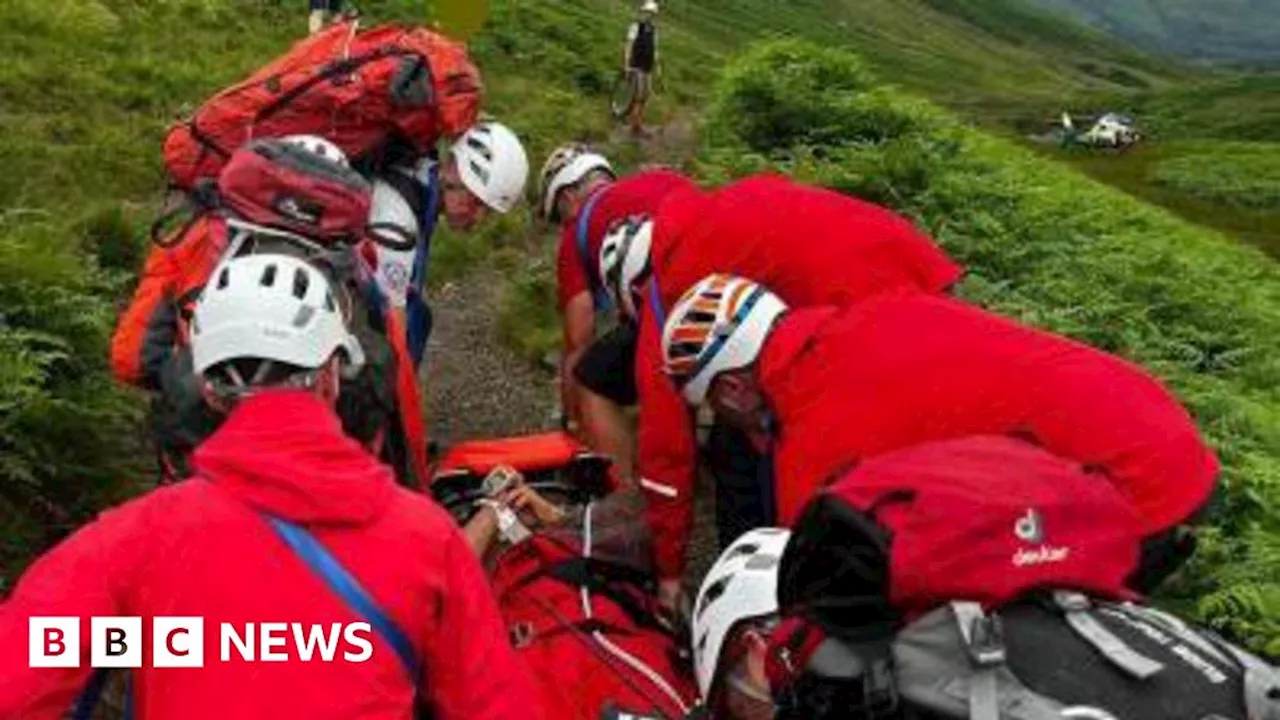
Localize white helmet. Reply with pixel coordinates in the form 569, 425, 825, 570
662, 274, 788, 405
190, 254, 364, 381
641, 0, 659, 13
451, 121, 530, 214
538, 143, 615, 222
279, 134, 350, 167
692, 527, 792, 698
598, 215, 654, 319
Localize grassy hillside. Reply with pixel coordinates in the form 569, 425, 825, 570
1029, 0, 1280, 65
2, 0, 1278, 654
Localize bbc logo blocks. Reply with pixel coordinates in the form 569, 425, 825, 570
29, 617, 204, 668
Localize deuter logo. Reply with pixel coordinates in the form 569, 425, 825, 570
1011, 507, 1072, 567
29, 617, 373, 668
1014, 508, 1044, 543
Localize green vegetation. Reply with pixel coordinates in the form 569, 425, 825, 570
1028, 0, 1280, 66
1151, 142, 1280, 210
2, 0, 1277, 656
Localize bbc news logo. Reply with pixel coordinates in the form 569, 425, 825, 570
30, 617, 375, 668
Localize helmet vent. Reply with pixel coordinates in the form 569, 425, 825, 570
469, 159, 490, 185
466, 135, 493, 161
324, 291, 336, 312
216, 267, 230, 290
745, 554, 779, 571
260, 264, 277, 287
292, 268, 310, 299
697, 576, 732, 621
730, 543, 760, 558
291, 305, 315, 328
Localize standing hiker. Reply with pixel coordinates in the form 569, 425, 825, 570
622, 0, 661, 136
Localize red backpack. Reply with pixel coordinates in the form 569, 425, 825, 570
778, 435, 1144, 635
161, 18, 481, 193
216, 137, 373, 243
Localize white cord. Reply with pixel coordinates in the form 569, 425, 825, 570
577, 501, 690, 714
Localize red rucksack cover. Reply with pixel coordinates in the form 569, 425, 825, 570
216, 138, 372, 242
490, 533, 698, 720
162, 19, 481, 191
779, 436, 1144, 633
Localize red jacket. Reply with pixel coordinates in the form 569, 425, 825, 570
759, 296, 1220, 534
0, 391, 542, 720
555, 169, 699, 311
635, 174, 962, 579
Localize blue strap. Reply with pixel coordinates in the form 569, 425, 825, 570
262, 515, 421, 682
71, 669, 110, 720
407, 162, 440, 366
576, 186, 614, 312
646, 276, 666, 329
70, 669, 133, 720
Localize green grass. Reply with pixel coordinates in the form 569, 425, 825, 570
1151, 142, 1280, 210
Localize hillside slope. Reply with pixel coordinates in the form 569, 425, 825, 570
1029, 0, 1280, 65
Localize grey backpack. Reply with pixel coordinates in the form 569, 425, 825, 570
773, 591, 1280, 720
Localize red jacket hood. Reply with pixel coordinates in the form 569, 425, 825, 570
192, 390, 395, 526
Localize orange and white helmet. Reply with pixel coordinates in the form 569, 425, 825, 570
662, 274, 788, 405
598, 214, 654, 319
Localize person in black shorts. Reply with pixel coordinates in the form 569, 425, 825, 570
622, 1, 660, 136
572, 321, 639, 408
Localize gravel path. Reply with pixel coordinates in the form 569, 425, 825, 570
422, 271, 559, 447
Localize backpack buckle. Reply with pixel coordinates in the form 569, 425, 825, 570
966, 615, 1006, 667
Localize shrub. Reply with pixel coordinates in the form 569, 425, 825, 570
0, 216, 147, 581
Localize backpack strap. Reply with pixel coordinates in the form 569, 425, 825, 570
576, 185, 614, 311
1052, 592, 1164, 679
407, 159, 440, 366
951, 601, 1004, 720
262, 515, 421, 682
1142, 608, 1280, 720
646, 276, 667, 328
